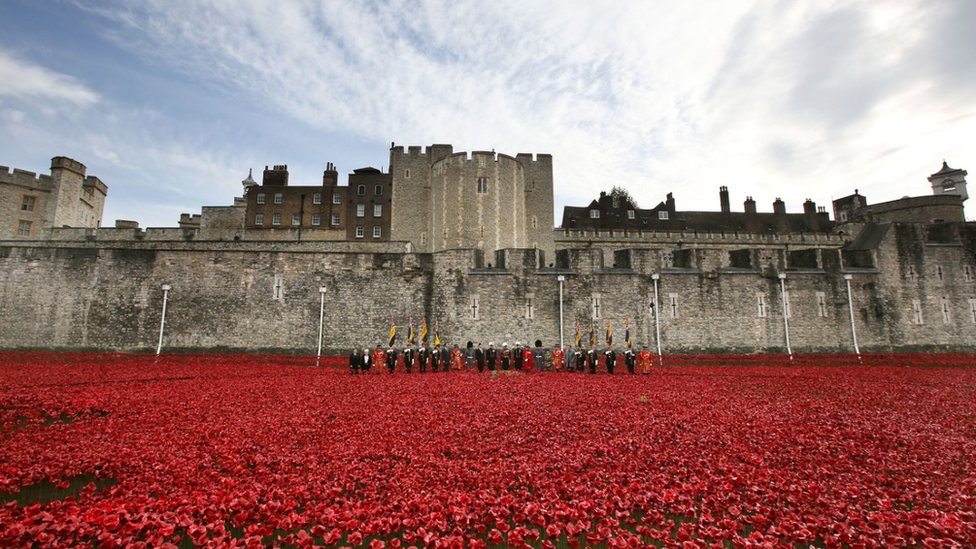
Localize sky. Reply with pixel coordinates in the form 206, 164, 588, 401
1, 0, 974, 228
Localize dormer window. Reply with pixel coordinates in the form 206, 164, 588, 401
627, 210, 635, 220
658, 211, 669, 220
589, 209, 600, 219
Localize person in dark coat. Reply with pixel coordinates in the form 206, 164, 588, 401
587, 346, 598, 374
474, 342, 485, 373
513, 342, 524, 371
431, 344, 441, 372
417, 345, 429, 373
403, 345, 415, 373
385, 346, 398, 374
485, 342, 497, 371
604, 346, 617, 375
348, 348, 362, 374
573, 348, 585, 373
441, 345, 451, 372
500, 343, 511, 370
624, 348, 636, 375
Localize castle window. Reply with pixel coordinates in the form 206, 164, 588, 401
477, 177, 488, 194
965, 264, 974, 282
757, 294, 767, 318
470, 295, 479, 320
404, 169, 410, 179
936, 265, 944, 281
839, 212, 848, 222
375, 185, 383, 196
254, 213, 264, 226
21, 196, 35, 211
312, 193, 321, 205
912, 299, 923, 325
420, 232, 427, 246
292, 213, 301, 225
907, 265, 917, 281
658, 211, 669, 220
969, 298, 976, 323
355, 226, 364, 238
531, 215, 538, 229
272, 213, 281, 226
332, 193, 341, 205
373, 204, 383, 217
311, 214, 321, 226
627, 210, 635, 220
525, 296, 534, 320
941, 297, 951, 323
272, 274, 283, 301
256, 193, 266, 205
357, 185, 366, 196
591, 295, 602, 320
816, 292, 827, 317
589, 209, 600, 219
669, 294, 679, 318
17, 220, 31, 237
331, 214, 340, 226
273, 193, 283, 205
356, 204, 365, 217
373, 226, 382, 238
662, 251, 674, 268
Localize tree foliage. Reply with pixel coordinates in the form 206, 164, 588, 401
609, 186, 638, 208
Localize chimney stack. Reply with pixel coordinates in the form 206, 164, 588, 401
773, 197, 786, 215
719, 186, 730, 214
322, 162, 338, 186
744, 196, 757, 215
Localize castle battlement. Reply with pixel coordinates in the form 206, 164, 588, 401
50, 156, 87, 176
0, 166, 54, 189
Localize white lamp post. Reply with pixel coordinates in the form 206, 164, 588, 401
156, 284, 171, 355
651, 273, 662, 364
778, 273, 792, 359
317, 286, 327, 361
557, 275, 566, 348
843, 274, 860, 355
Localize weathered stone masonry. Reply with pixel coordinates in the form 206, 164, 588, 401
2, 221, 975, 353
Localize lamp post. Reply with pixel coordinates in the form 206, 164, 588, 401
843, 274, 860, 355
557, 275, 566, 349
317, 286, 327, 361
156, 284, 171, 355
651, 273, 662, 364
778, 273, 792, 359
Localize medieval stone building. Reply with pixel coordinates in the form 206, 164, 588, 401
0, 148, 972, 354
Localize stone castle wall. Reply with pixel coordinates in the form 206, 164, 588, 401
2, 223, 974, 353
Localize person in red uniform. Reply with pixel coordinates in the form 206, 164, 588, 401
522, 345, 534, 371
371, 345, 385, 376
450, 344, 463, 371
552, 345, 565, 372
637, 345, 654, 375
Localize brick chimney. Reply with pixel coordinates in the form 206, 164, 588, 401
719, 186, 730, 214
322, 162, 338, 186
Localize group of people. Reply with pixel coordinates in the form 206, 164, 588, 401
347, 342, 657, 375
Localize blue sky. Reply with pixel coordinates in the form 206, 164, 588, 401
1, 0, 974, 228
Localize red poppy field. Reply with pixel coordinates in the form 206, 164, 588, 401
1, 352, 974, 548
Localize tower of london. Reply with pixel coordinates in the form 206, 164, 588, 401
0, 144, 972, 354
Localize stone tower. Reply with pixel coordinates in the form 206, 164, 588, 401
928, 160, 968, 201
389, 144, 554, 259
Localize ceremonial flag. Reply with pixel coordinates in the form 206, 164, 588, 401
574, 321, 582, 348
420, 319, 429, 344
388, 320, 397, 347
606, 320, 613, 346
625, 319, 632, 350
589, 321, 596, 348
434, 321, 441, 347
408, 319, 416, 345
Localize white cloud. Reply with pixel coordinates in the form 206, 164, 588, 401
59, 0, 976, 221
0, 50, 99, 106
